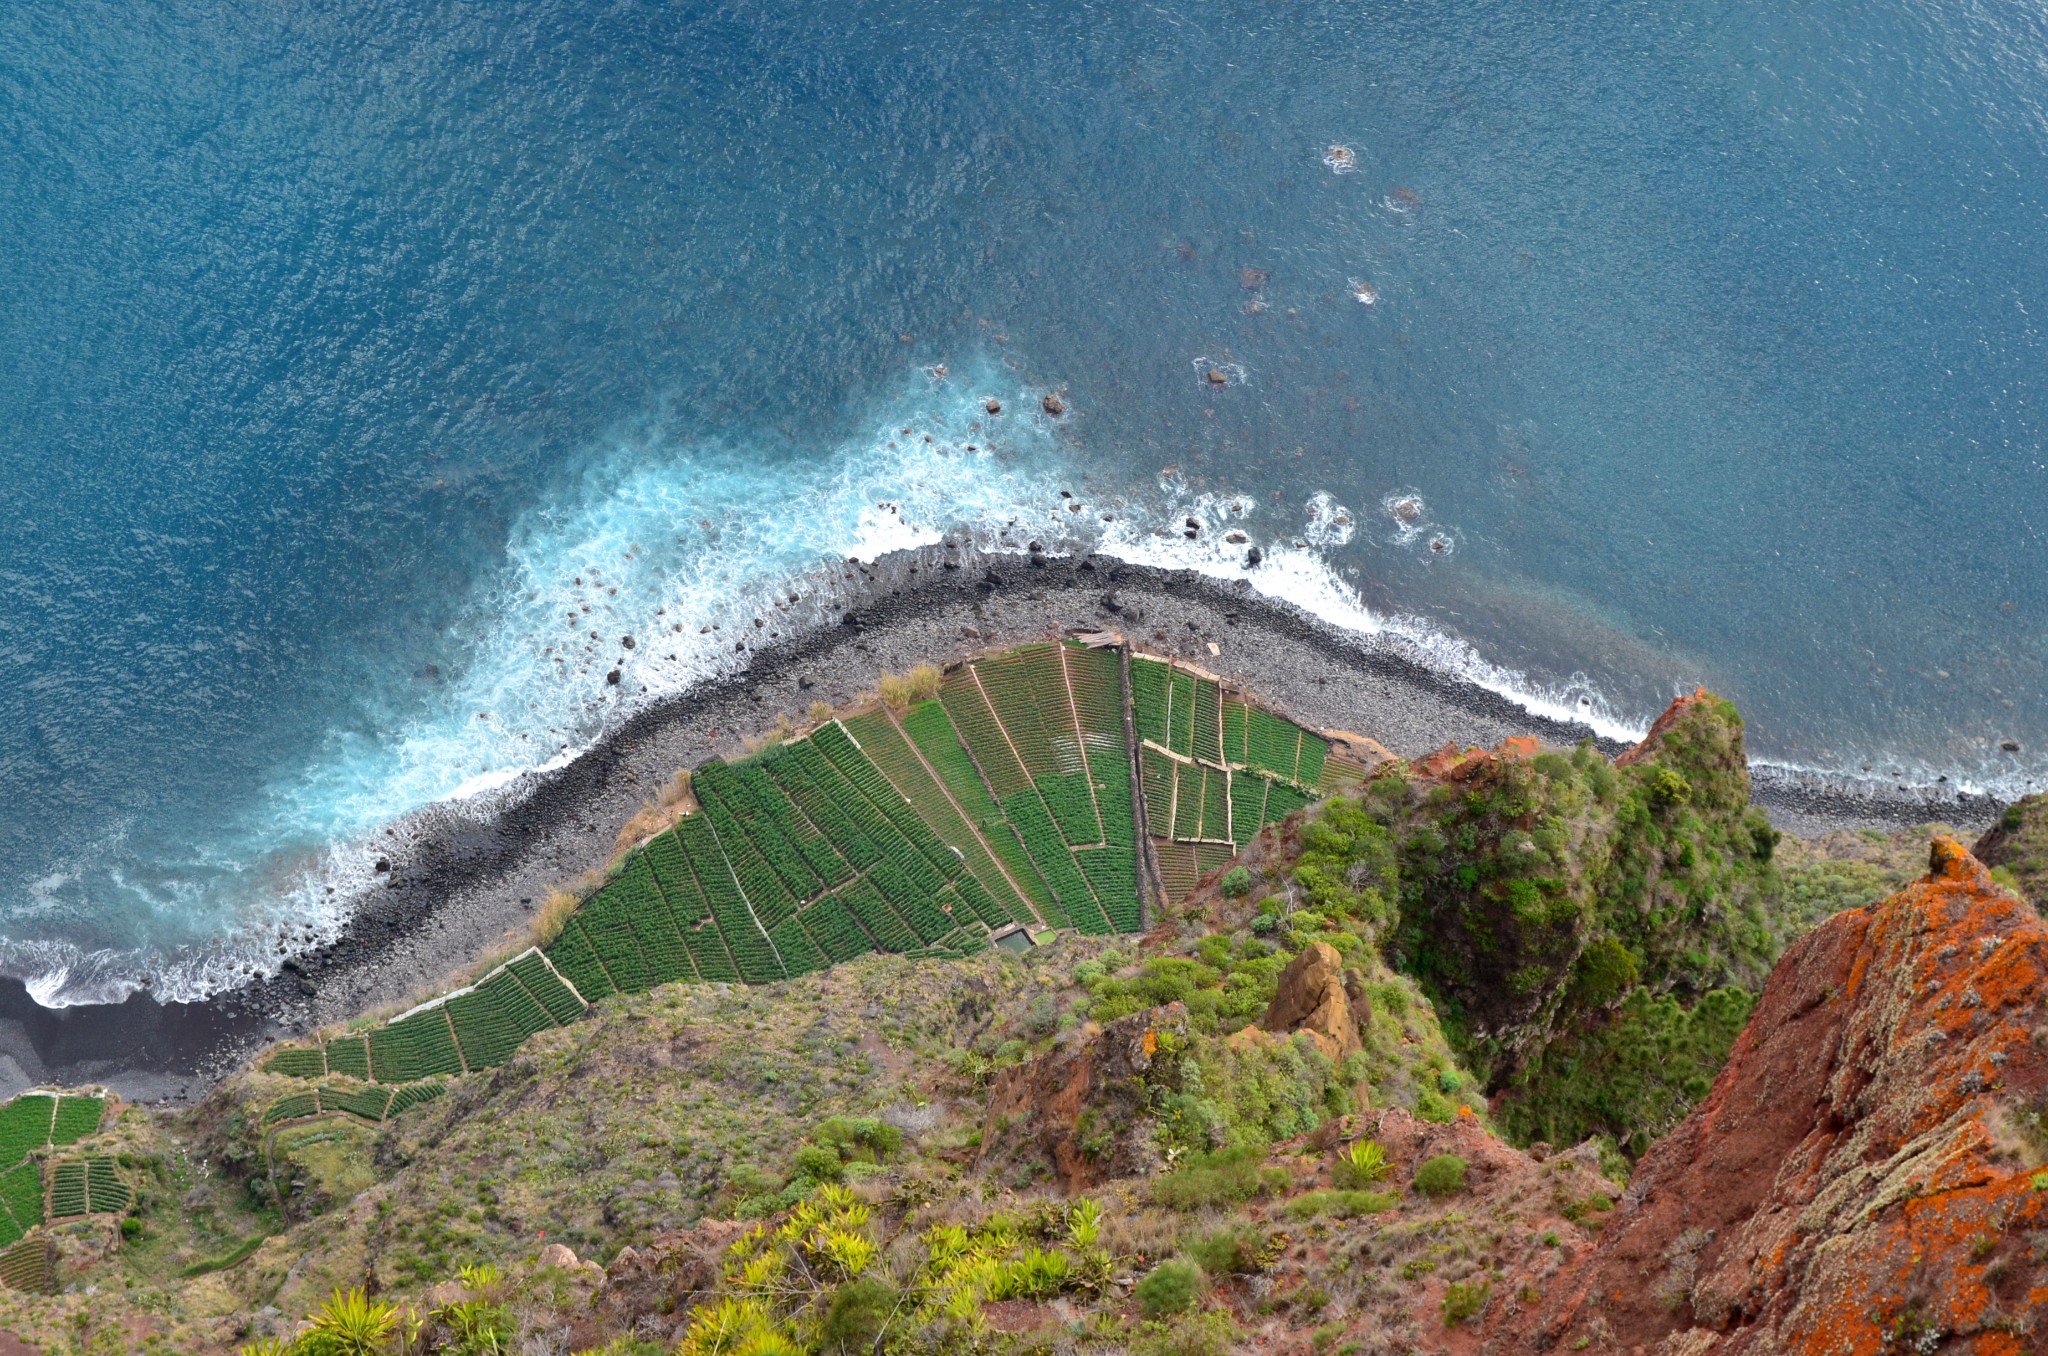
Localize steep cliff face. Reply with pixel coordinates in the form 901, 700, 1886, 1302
1502, 837, 2048, 1354
1974, 790, 2048, 913
1388, 690, 1779, 1092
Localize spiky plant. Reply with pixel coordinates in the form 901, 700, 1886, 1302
303, 1286, 400, 1356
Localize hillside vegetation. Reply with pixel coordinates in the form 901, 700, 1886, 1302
0, 646, 1962, 1354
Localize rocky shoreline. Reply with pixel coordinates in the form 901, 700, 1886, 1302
0, 544, 2002, 1103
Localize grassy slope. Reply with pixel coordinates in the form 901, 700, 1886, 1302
0, 696, 1963, 1353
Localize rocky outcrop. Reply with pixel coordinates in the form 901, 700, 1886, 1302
1498, 836, 2048, 1354
978, 1003, 1188, 1193
1974, 791, 2048, 913
1393, 688, 1779, 1090
1258, 940, 1364, 1060
576, 1219, 747, 1349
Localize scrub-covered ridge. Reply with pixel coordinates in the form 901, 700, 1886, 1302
0, 643, 2018, 1355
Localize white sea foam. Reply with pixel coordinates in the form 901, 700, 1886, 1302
20, 362, 2007, 1009
5, 362, 1085, 1005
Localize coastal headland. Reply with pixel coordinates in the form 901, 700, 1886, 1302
0, 544, 1999, 1104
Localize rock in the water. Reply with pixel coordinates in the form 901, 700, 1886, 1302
1041, 392, 1064, 415
605, 669, 621, 685
985, 398, 1002, 414
1257, 941, 1363, 1060
1499, 836, 2048, 1353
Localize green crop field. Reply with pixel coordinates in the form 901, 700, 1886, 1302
84, 1158, 130, 1215
0, 1098, 53, 1172
368, 1006, 466, 1083
50, 1096, 102, 1148
938, 670, 1034, 799
318, 1085, 395, 1122
46, 1162, 86, 1219
543, 917, 617, 1002
1130, 655, 1170, 746
263, 1093, 320, 1126
1230, 771, 1271, 849
325, 1036, 372, 1080
0, 1236, 51, 1294
1192, 677, 1222, 765
263, 1046, 326, 1079
386, 1081, 447, 1116
0, 1162, 43, 1247
242, 640, 1342, 1126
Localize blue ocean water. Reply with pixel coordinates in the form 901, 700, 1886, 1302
3, 1, 2045, 1004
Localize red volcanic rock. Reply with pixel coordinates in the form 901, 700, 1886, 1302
979, 1002, 1188, 1193
1256, 940, 1364, 1061
1497, 836, 2048, 1354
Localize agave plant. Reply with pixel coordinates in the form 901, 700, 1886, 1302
1339, 1138, 1391, 1186
809, 1223, 878, 1280
236, 1341, 297, 1356
433, 1298, 514, 1356
676, 1296, 805, 1356
455, 1261, 503, 1295
1066, 1197, 1104, 1249
303, 1286, 400, 1356
991, 1246, 1072, 1300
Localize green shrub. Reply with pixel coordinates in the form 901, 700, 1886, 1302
1567, 937, 1640, 1010
791, 1145, 844, 1184
1128, 1311, 1240, 1356
1134, 1259, 1203, 1318
1414, 1088, 1455, 1123
1150, 1146, 1267, 1210
814, 1115, 903, 1162
1154, 1029, 1347, 1154
821, 1277, 897, 1351
1413, 1154, 1468, 1199
1186, 1225, 1263, 1275
1281, 1190, 1397, 1220
1220, 866, 1253, 898
1441, 1279, 1490, 1326
1496, 986, 1754, 1158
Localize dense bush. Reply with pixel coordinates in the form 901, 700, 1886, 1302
1149, 1146, 1273, 1210
1413, 1154, 1468, 1199
1496, 986, 1755, 1156
1442, 1279, 1491, 1326
1134, 1259, 1203, 1318
1185, 1224, 1265, 1275
1153, 1030, 1353, 1154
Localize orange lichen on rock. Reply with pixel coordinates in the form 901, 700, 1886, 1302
1495, 836, 2048, 1354
1614, 686, 1715, 767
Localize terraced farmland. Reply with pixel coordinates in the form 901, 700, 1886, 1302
264, 640, 1368, 1097
0, 1090, 106, 1249
1129, 654, 1365, 885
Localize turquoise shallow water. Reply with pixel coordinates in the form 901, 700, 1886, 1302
2, 0, 2046, 1003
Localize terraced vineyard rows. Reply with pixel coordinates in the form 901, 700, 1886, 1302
1129, 654, 1359, 894
0, 1091, 105, 1249
262, 640, 1365, 1105
0, 1237, 50, 1294
46, 1158, 130, 1220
